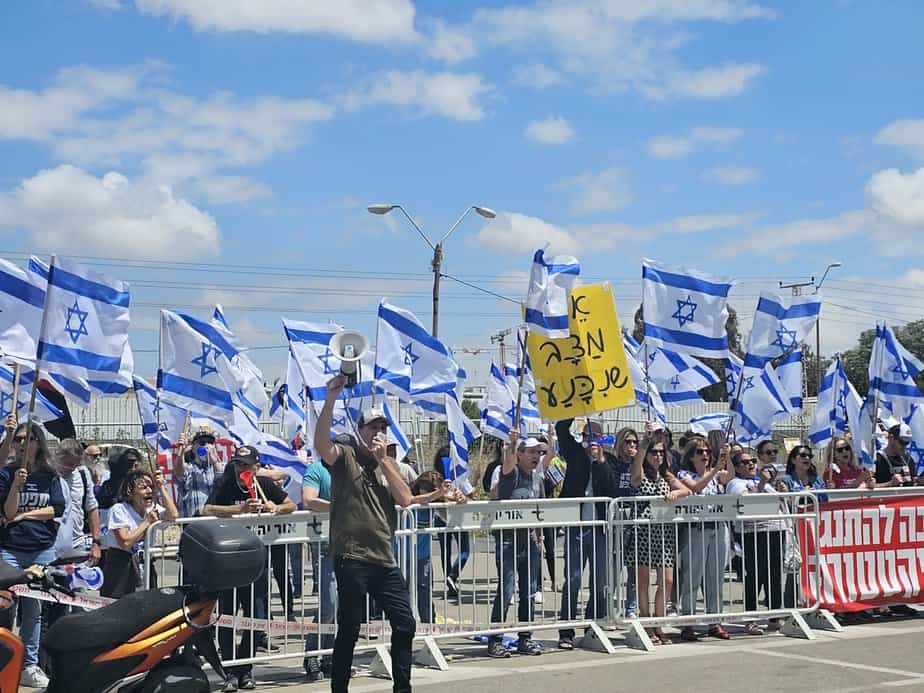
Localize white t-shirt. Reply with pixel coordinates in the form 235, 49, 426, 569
104, 502, 164, 552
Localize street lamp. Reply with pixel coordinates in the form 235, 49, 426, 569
367, 203, 496, 337
814, 261, 842, 393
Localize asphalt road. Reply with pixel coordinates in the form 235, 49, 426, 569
238, 615, 924, 693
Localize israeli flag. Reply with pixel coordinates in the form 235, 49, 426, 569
375, 300, 459, 402
252, 435, 309, 506
133, 376, 184, 451
524, 249, 580, 339
868, 323, 924, 421
726, 354, 791, 443
0, 257, 45, 365
689, 413, 732, 436
210, 305, 267, 420
745, 291, 822, 368
808, 357, 858, 446
642, 259, 732, 360
776, 349, 804, 414
271, 349, 309, 442
644, 342, 718, 406
481, 363, 515, 441
902, 404, 924, 476
503, 363, 542, 432
158, 310, 236, 421
445, 391, 477, 488
283, 319, 343, 395
622, 331, 642, 359
36, 257, 132, 403
0, 363, 63, 423
624, 348, 666, 423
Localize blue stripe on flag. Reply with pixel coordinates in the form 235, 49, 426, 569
158, 371, 233, 410
378, 305, 450, 357
142, 422, 158, 436
661, 390, 702, 404
743, 353, 772, 369
284, 327, 336, 345
37, 341, 122, 372
870, 378, 922, 399
756, 296, 820, 320
89, 379, 130, 395
0, 269, 44, 309
778, 350, 802, 367
29, 258, 48, 280
643, 323, 728, 353
642, 265, 732, 297
49, 265, 130, 307
49, 373, 91, 405
179, 313, 238, 358
524, 308, 569, 331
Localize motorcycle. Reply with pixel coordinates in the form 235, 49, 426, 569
0, 521, 264, 693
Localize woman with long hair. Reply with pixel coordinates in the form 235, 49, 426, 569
824, 436, 873, 489
101, 468, 177, 597
627, 436, 691, 644
0, 421, 65, 688
781, 444, 826, 492
675, 438, 733, 641
432, 445, 471, 598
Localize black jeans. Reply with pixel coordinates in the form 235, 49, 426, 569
333, 558, 416, 693
217, 569, 269, 677
742, 530, 793, 612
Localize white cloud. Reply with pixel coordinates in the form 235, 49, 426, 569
511, 63, 565, 89
721, 210, 871, 258
866, 167, 924, 227
426, 20, 477, 63
471, 0, 771, 99
668, 64, 764, 99
875, 119, 924, 160
662, 211, 759, 233
646, 135, 693, 159
468, 210, 637, 256
87, 0, 123, 9
341, 70, 492, 121
131, 0, 419, 44
704, 165, 759, 185
563, 166, 632, 215
646, 125, 743, 159
0, 165, 219, 259
524, 115, 574, 144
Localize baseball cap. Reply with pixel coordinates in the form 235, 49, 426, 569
358, 405, 392, 427
582, 421, 603, 437
889, 422, 913, 443
519, 437, 542, 450
230, 445, 260, 465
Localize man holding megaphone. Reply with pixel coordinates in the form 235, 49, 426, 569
315, 374, 462, 693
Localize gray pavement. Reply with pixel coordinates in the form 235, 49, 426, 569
238, 616, 924, 693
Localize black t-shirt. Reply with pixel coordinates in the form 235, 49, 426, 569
875, 451, 915, 486
0, 467, 66, 552
206, 469, 288, 507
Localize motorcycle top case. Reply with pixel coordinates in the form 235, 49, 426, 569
179, 521, 265, 591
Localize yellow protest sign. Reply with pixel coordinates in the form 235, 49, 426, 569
526, 282, 635, 420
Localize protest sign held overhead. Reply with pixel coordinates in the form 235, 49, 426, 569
526, 282, 634, 420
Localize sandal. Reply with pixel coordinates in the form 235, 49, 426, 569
655, 629, 673, 645
708, 625, 731, 640
645, 628, 662, 645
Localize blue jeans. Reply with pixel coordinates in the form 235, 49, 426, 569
1, 547, 55, 667
435, 516, 470, 581
416, 558, 434, 623
559, 526, 607, 636
489, 531, 540, 640
305, 545, 337, 652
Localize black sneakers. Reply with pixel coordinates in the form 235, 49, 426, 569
486, 639, 511, 658
304, 656, 324, 682
516, 638, 543, 656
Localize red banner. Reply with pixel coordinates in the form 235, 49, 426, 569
801, 494, 924, 612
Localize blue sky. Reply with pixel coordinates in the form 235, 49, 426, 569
1, 0, 923, 384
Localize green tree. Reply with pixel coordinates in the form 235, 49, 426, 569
461, 397, 481, 422
841, 320, 924, 395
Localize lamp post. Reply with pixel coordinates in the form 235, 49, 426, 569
367, 204, 496, 337
814, 261, 842, 393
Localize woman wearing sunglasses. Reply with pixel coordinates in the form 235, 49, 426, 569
675, 438, 733, 641
781, 446, 826, 492
627, 436, 691, 644
824, 436, 873, 489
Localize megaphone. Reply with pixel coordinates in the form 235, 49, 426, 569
329, 330, 369, 387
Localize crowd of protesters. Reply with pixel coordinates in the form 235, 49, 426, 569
0, 409, 921, 689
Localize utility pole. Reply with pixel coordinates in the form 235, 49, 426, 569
490, 327, 514, 367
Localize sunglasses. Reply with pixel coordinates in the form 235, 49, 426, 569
648, 449, 666, 456
624, 439, 638, 446
736, 458, 756, 465
762, 449, 778, 456
797, 452, 813, 459
12, 435, 32, 444
694, 448, 709, 455
834, 446, 851, 453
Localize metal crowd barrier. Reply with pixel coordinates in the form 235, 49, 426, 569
140, 491, 885, 673
608, 491, 836, 650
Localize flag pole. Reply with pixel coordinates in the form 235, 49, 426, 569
28, 255, 56, 419
513, 326, 528, 430
10, 363, 21, 419
824, 355, 840, 485
643, 341, 653, 425
724, 356, 746, 440
869, 324, 886, 467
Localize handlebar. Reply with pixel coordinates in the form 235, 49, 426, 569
0, 557, 86, 596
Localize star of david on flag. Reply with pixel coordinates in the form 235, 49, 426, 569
35, 256, 132, 406
726, 353, 792, 443
642, 259, 732, 360
745, 291, 822, 368
867, 323, 924, 422
191, 343, 219, 378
